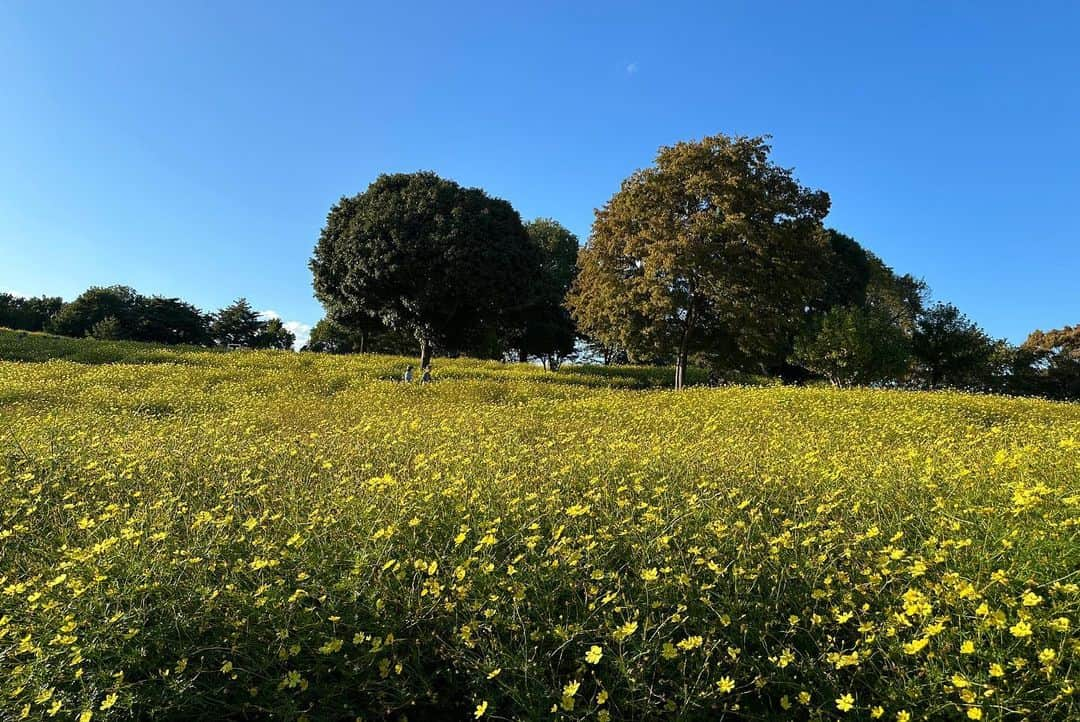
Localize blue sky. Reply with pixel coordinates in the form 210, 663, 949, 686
2, 1, 1077, 347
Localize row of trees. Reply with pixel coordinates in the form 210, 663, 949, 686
308, 135, 1077, 399
0, 288, 295, 350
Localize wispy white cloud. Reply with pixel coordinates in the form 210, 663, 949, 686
283, 320, 312, 350
626, 62, 639, 75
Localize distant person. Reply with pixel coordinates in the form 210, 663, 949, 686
403, 365, 414, 383
421, 367, 432, 383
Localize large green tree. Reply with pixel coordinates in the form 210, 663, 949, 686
792, 305, 912, 387
210, 298, 264, 347
512, 219, 580, 368
310, 172, 542, 369
138, 296, 211, 346
49, 285, 143, 338
1018, 324, 1080, 400
779, 230, 925, 382
253, 317, 296, 350
911, 303, 995, 389
567, 134, 831, 389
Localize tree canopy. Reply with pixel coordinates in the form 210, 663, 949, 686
511, 219, 580, 367
210, 299, 264, 347
568, 134, 832, 388
0, 293, 63, 332
311, 172, 543, 368
911, 303, 995, 389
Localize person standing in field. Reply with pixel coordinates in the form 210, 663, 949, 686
421, 367, 432, 383
403, 365, 414, 383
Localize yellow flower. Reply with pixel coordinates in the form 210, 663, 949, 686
967, 708, 983, 720
836, 693, 855, 712
640, 568, 659, 581
897, 712, 911, 722
960, 640, 975, 654
1009, 620, 1033, 638
474, 701, 488, 718
716, 676, 735, 694
952, 674, 970, 688
99, 693, 118, 710
871, 706, 884, 718
903, 637, 929, 654
676, 636, 703, 651
585, 645, 603, 664
613, 620, 638, 641
563, 680, 580, 698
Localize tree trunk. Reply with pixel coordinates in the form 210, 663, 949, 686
419, 338, 432, 370
359, 332, 365, 354
674, 299, 696, 391
675, 350, 688, 391
518, 349, 528, 363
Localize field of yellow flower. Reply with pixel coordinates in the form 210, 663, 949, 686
1, 331, 1078, 721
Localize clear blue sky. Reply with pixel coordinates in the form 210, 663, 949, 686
2, 1, 1077, 347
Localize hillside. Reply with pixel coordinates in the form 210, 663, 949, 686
1, 331, 1077, 720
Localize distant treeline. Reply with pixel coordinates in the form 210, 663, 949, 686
304, 140, 1077, 401
0, 288, 294, 350
5, 133, 1077, 401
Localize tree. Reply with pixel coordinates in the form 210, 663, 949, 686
138, 296, 211, 346
911, 303, 995, 389
1018, 324, 1080, 400
310, 172, 543, 369
567, 134, 831, 389
88, 316, 124, 341
0, 291, 63, 330
303, 317, 419, 355
0, 293, 64, 332
775, 230, 924, 382
792, 305, 911, 387
253, 317, 296, 350
303, 318, 363, 353
49, 286, 142, 338
210, 298, 264, 347
512, 219, 580, 368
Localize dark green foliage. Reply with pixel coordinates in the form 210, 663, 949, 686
1016, 324, 1080, 400
89, 315, 124, 340
49, 285, 143, 338
311, 172, 544, 367
44, 286, 213, 346
792, 306, 912, 387
912, 303, 996, 389
138, 296, 211, 346
512, 219, 580, 368
0, 293, 63, 331
253, 317, 296, 350
210, 298, 264, 347
303, 317, 416, 355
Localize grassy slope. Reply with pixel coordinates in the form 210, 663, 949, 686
0, 331, 1078, 720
